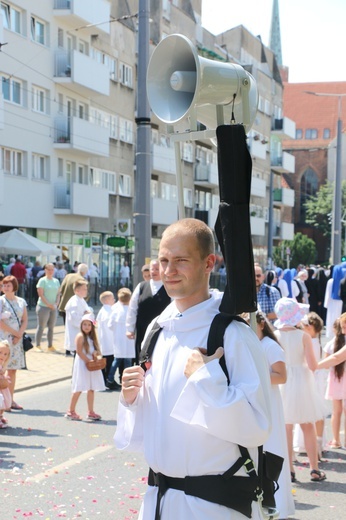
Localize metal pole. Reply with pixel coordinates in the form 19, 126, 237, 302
332, 98, 342, 264
134, 0, 151, 286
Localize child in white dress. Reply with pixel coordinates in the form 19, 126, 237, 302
65, 314, 105, 421
295, 313, 329, 458
106, 288, 134, 389
0, 340, 11, 429
256, 312, 295, 519
274, 298, 326, 482
64, 280, 92, 353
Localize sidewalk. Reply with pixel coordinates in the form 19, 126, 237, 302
16, 307, 332, 394
16, 305, 101, 393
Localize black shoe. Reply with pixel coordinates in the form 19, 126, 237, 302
65, 350, 72, 356
106, 380, 122, 391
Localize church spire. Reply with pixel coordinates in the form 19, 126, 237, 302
269, 0, 282, 66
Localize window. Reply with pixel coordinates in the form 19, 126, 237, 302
58, 158, 63, 177
296, 129, 303, 139
31, 16, 46, 45
78, 40, 88, 54
32, 86, 47, 113
109, 115, 118, 139
119, 174, 131, 196
161, 183, 177, 201
182, 143, 193, 162
1, 147, 23, 176
162, 0, 171, 20
109, 58, 117, 81
323, 128, 331, 139
89, 168, 115, 193
184, 188, 193, 208
300, 168, 318, 221
119, 62, 133, 87
305, 128, 318, 139
151, 179, 159, 197
32, 154, 48, 180
119, 118, 133, 144
2, 75, 22, 105
78, 164, 88, 185
1, 3, 21, 33
58, 28, 64, 47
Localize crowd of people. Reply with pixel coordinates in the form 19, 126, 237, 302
1, 230, 346, 519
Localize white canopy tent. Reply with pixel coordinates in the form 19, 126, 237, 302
0, 229, 60, 257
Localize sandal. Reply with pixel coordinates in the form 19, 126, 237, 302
11, 402, 23, 410
310, 469, 326, 482
0, 422, 8, 429
87, 411, 101, 421
0, 416, 8, 424
328, 441, 342, 449
65, 411, 82, 421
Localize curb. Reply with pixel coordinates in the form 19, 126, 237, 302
16, 375, 72, 394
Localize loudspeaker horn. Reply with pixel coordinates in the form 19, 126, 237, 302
147, 34, 258, 133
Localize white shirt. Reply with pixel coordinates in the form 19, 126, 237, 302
277, 278, 289, 298
64, 295, 92, 351
108, 302, 135, 358
126, 279, 164, 334
96, 304, 114, 356
115, 294, 271, 520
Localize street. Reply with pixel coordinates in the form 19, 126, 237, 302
1, 380, 345, 519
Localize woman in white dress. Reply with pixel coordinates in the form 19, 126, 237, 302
65, 314, 105, 421
0, 275, 28, 411
274, 298, 326, 482
256, 312, 295, 519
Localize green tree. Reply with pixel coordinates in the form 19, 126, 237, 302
305, 180, 346, 238
273, 232, 317, 268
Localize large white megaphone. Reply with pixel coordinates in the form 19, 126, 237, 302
147, 34, 258, 133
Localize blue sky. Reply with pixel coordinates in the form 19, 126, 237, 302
201, 0, 346, 83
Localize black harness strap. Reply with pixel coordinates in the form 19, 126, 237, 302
138, 319, 162, 370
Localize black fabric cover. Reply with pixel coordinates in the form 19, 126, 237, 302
215, 125, 257, 315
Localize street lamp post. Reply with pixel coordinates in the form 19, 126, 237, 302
305, 91, 345, 265
134, 0, 151, 285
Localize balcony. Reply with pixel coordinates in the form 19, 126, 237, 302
194, 161, 218, 187
249, 138, 267, 160
54, 50, 110, 96
53, 0, 110, 35
152, 144, 176, 175
250, 216, 266, 236
251, 176, 266, 198
152, 197, 178, 225
271, 151, 295, 174
273, 221, 295, 241
271, 116, 296, 140
273, 187, 295, 207
54, 182, 109, 218
54, 116, 109, 157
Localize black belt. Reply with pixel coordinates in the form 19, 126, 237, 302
148, 465, 260, 520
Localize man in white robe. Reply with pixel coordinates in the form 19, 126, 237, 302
115, 218, 272, 520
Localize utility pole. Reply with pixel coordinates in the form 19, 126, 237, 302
134, 0, 151, 285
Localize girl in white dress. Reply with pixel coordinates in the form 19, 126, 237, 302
66, 314, 105, 421
256, 312, 295, 519
274, 298, 326, 482
295, 313, 329, 458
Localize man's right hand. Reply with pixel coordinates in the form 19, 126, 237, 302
126, 331, 135, 339
121, 365, 145, 404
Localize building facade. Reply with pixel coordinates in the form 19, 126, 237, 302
0, 0, 296, 280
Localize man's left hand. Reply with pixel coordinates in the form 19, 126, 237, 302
184, 347, 224, 378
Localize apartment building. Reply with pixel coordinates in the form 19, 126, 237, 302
0, 0, 136, 280
0, 0, 296, 275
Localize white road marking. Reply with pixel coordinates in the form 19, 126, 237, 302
26, 444, 113, 483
